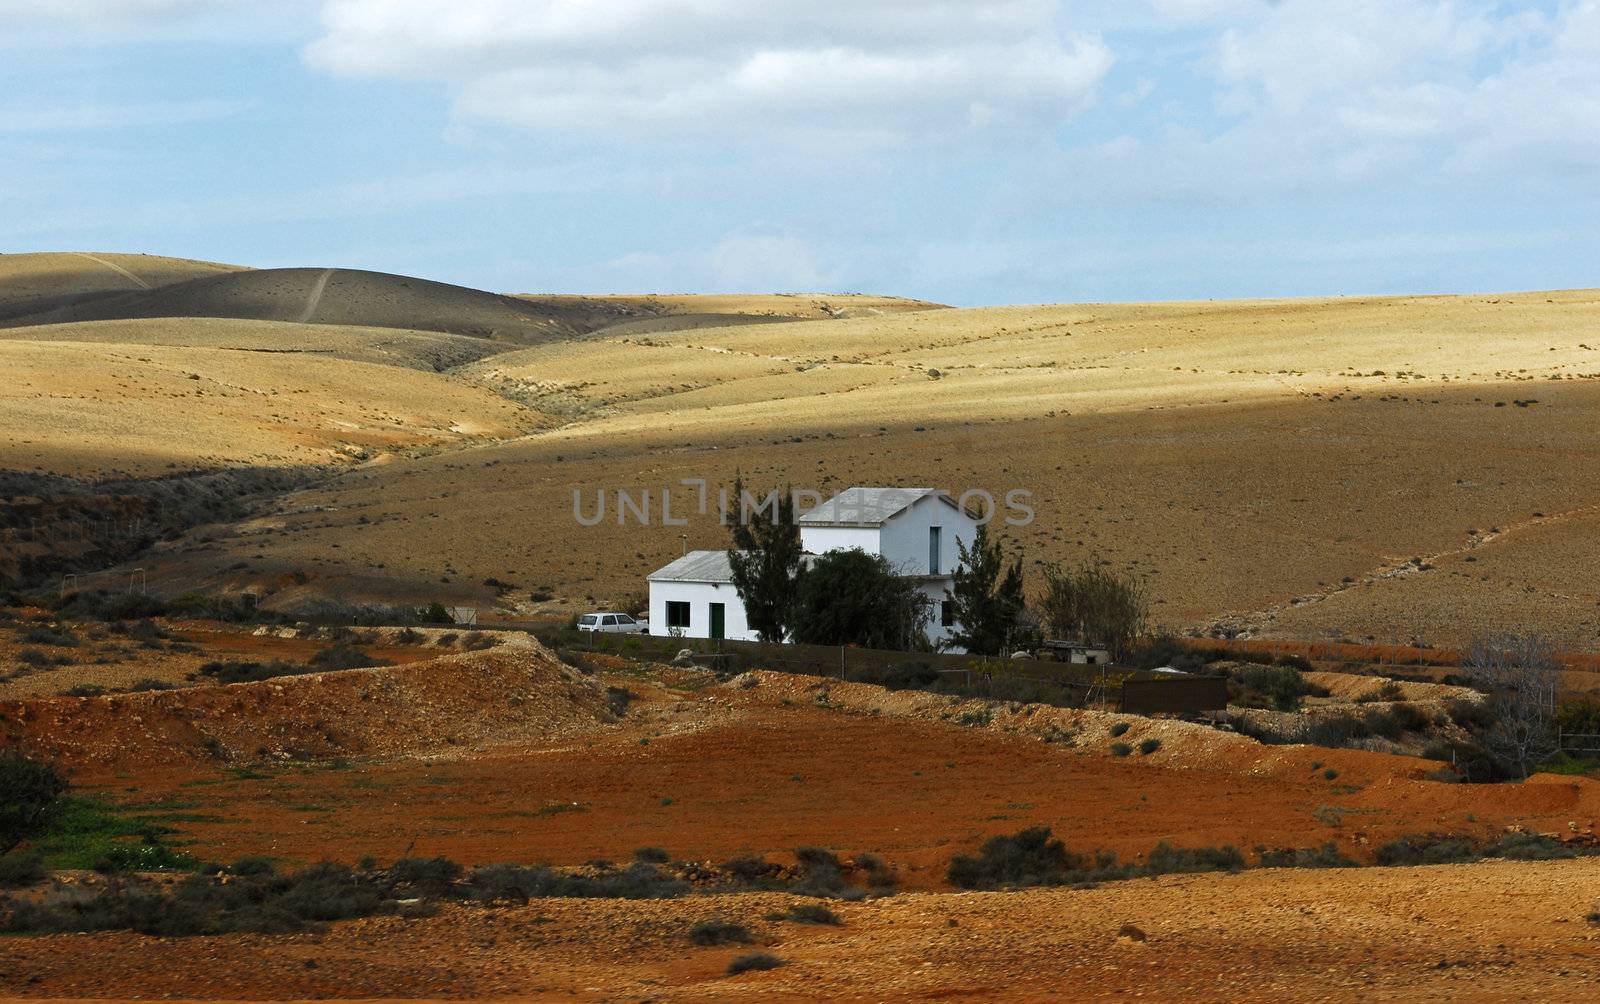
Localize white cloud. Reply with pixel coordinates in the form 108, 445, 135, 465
1159, 1, 1600, 182
304, 0, 1113, 144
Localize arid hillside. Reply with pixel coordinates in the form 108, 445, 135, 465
131, 286, 1600, 649
2, 254, 1597, 647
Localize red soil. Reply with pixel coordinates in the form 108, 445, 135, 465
45, 671, 1600, 890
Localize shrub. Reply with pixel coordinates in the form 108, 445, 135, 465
688, 919, 751, 946
228, 856, 277, 876
15, 648, 51, 668
1232, 664, 1313, 711
1138, 738, 1161, 755
719, 856, 785, 888
1390, 702, 1431, 732
726, 952, 785, 976
62, 684, 107, 697
0, 856, 47, 888
1110, 742, 1132, 757
1555, 697, 1600, 735
1447, 697, 1494, 731
308, 646, 390, 671
1255, 842, 1356, 868
197, 659, 313, 685
767, 902, 841, 925
1142, 842, 1245, 875
130, 678, 177, 693
0, 751, 68, 856
1302, 713, 1370, 747
607, 687, 636, 718
59, 591, 170, 622
1488, 833, 1575, 861
1375, 835, 1478, 866
388, 856, 464, 895
633, 846, 670, 864
1360, 708, 1404, 741
418, 601, 454, 625
948, 826, 1083, 889
791, 846, 851, 898
19, 626, 79, 648
1313, 805, 1345, 827
461, 861, 688, 901
1108, 721, 1130, 737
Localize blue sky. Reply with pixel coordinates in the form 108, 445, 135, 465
2, 0, 1596, 305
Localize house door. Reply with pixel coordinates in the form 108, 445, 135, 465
709, 602, 725, 640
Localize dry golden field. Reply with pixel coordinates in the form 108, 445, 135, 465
1, 254, 1597, 649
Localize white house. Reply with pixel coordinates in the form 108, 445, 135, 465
646, 487, 980, 648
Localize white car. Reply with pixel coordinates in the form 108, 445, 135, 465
576, 611, 648, 635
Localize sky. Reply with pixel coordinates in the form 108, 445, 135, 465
1, 0, 1597, 305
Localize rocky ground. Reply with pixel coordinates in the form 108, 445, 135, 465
4, 860, 1598, 1001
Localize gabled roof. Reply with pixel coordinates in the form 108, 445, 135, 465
798, 487, 958, 527
649, 550, 825, 584
647, 549, 736, 584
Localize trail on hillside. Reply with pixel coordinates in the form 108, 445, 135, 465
70, 252, 151, 290
298, 267, 335, 323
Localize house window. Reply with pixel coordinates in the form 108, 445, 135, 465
941, 600, 954, 628
665, 601, 690, 629
929, 526, 942, 574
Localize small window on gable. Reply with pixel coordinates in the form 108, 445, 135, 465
929, 525, 942, 575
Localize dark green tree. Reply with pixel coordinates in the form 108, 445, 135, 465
726, 475, 804, 643
790, 549, 930, 649
0, 750, 67, 856
947, 524, 1026, 655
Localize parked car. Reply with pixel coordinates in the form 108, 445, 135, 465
576, 611, 648, 635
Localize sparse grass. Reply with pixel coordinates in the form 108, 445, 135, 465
24, 796, 196, 873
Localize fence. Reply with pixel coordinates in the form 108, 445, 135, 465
1557, 731, 1600, 755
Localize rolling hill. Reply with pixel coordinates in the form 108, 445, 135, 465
0, 251, 245, 322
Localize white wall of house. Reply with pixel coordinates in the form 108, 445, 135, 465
920, 577, 960, 648
878, 495, 977, 577
798, 524, 880, 556
647, 579, 760, 642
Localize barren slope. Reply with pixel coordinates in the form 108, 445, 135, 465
0, 251, 245, 321
0, 339, 541, 478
